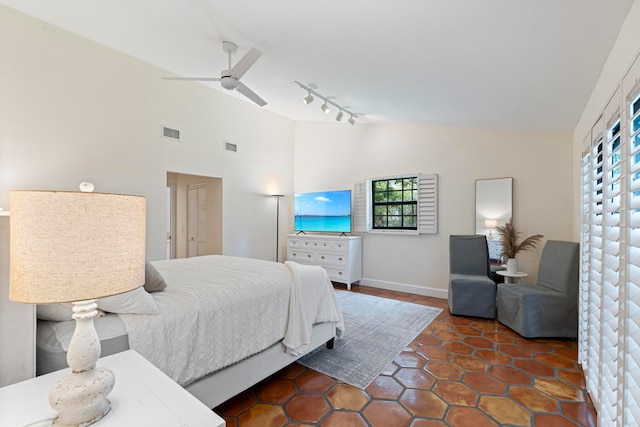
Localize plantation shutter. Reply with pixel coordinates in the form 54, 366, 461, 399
587, 116, 604, 408
626, 89, 640, 425
580, 52, 640, 427
417, 173, 438, 234
600, 90, 623, 425
352, 180, 369, 232
579, 134, 591, 369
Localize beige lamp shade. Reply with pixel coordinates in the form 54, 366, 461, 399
484, 219, 498, 229
9, 190, 146, 303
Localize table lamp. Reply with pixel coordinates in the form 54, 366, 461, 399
9, 189, 146, 426
484, 219, 498, 239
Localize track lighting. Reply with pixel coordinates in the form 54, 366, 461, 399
294, 81, 361, 124
303, 91, 314, 105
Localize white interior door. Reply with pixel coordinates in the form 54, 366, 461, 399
166, 185, 176, 259
187, 184, 206, 257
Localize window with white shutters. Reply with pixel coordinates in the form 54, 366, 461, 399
579, 50, 640, 427
352, 174, 437, 234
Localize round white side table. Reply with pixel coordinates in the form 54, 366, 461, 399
496, 270, 529, 284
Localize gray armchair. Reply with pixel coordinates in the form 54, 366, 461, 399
496, 240, 579, 338
448, 235, 497, 318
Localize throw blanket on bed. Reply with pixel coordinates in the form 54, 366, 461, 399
117, 255, 342, 386
283, 261, 344, 356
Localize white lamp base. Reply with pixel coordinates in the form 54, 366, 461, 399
49, 300, 114, 426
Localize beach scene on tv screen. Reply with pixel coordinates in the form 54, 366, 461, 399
294, 190, 351, 233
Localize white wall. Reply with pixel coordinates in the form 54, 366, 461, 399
0, 7, 294, 261
293, 122, 574, 296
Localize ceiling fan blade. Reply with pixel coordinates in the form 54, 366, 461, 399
237, 82, 267, 107
162, 77, 221, 81
230, 47, 262, 79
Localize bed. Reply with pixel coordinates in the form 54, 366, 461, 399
35, 255, 344, 408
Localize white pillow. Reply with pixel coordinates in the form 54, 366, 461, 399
97, 286, 159, 315
36, 287, 158, 320
37, 303, 107, 321
37, 303, 74, 321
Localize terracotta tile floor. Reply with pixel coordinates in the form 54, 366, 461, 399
215, 285, 595, 426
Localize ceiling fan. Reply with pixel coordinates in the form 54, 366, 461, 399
163, 41, 266, 107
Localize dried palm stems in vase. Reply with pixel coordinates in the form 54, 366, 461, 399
495, 221, 544, 273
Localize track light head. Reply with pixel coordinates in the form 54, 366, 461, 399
336, 110, 344, 121
348, 115, 356, 125
303, 92, 314, 105
321, 102, 330, 114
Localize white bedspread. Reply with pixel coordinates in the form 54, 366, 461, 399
118, 255, 342, 386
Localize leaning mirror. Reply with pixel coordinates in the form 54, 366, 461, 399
475, 178, 513, 260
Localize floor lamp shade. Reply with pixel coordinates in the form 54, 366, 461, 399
9, 190, 146, 304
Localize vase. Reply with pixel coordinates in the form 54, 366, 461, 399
506, 258, 518, 274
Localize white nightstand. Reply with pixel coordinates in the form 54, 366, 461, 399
0, 350, 225, 427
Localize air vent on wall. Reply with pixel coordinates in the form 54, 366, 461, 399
224, 141, 238, 152
162, 126, 180, 141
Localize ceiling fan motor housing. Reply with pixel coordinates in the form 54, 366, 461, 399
220, 73, 238, 90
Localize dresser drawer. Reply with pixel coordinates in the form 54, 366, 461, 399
288, 249, 315, 262
317, 252, 347, 265
288, 238, 301, 248
331, 241, 348, 252
301, 240, 328, 249
323, 266, 348, 281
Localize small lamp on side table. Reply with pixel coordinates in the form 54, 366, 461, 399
484, 219, 498, 240
9, 189, 146, 426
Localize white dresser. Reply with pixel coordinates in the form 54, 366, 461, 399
487, 239, 503, 261
287, 234, 362, 290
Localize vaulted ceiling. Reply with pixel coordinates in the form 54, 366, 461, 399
1, 0, 634, 131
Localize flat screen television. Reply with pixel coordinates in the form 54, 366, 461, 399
294, 190, 352, 233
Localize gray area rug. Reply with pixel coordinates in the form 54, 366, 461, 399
299, 290, 442, 389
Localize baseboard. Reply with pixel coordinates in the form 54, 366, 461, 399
358, 278, 448, 300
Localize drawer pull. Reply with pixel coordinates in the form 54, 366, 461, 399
338, 272, 343, 275
307, 254, 312, 258
292, 253, 297, 256
339, 257, 343, 261
321, 256, 325, 259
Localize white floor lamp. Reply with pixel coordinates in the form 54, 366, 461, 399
271, 194, 284, 262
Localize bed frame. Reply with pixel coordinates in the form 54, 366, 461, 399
185, 322, 336, 408
37, 321, 337, 409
